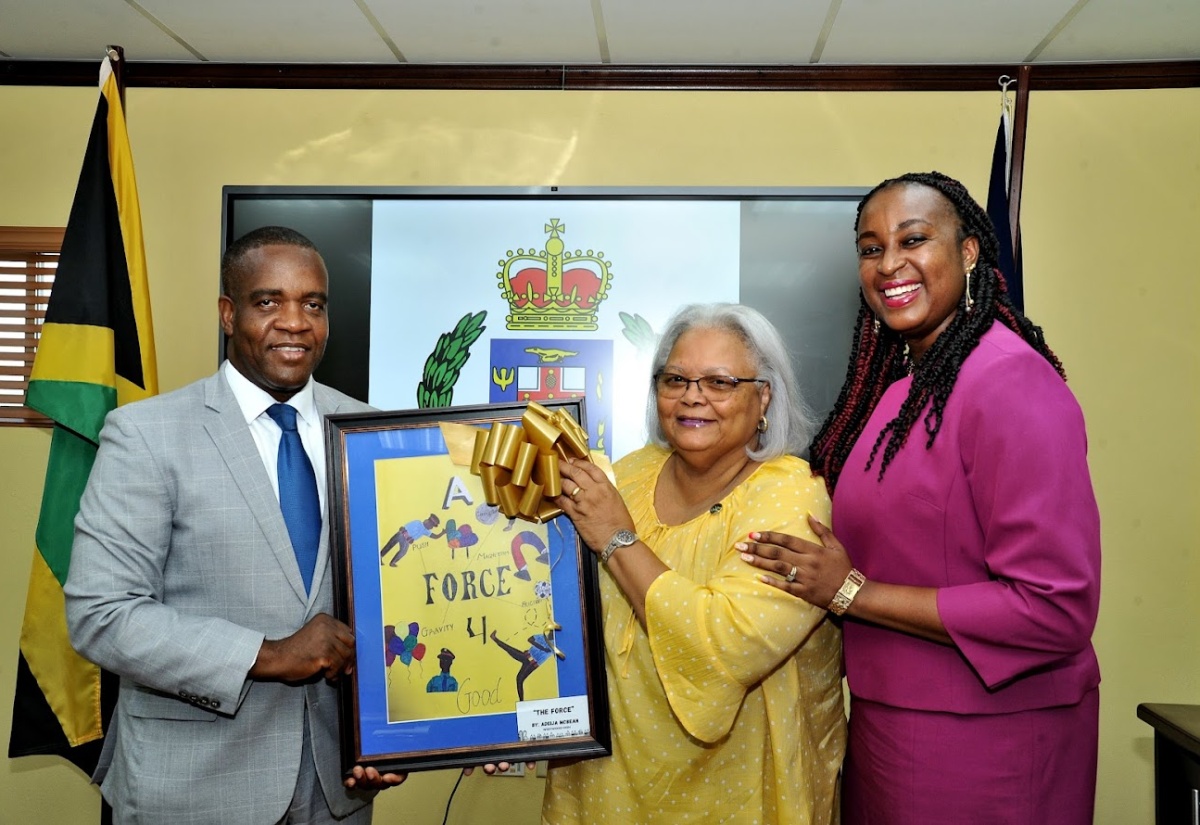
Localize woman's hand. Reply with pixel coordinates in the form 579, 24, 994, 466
462, 762, 536, 776
737, 514, 853, 609
555, 458, 636, 554
742, 515, 952, 643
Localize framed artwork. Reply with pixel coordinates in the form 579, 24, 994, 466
325, 399, 611, 773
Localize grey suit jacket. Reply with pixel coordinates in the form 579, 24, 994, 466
65, 370, 374, 824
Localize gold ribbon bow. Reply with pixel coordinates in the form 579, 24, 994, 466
439, 402, 610, 524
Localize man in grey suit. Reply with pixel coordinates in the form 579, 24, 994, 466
65, 226, 404, 823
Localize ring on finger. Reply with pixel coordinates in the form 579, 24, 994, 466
569, 486, 583, 499
785, 565, 798, 583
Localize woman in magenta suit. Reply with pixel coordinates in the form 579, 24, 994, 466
742, 171, 1101, 824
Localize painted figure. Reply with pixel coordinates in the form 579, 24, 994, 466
426, 648, 459, 693
490, 624, 563, 702
509, 531, 549, 581
380, 514, 445, 566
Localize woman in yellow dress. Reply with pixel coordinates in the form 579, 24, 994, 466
546, 303, 845, 824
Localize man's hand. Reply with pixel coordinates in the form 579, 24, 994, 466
250, 613, 355, 682
344, 764, 406, 790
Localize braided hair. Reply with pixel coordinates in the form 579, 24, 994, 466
809, 171, 1064, 492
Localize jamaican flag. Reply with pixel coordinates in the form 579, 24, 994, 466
8, 56, 157, 773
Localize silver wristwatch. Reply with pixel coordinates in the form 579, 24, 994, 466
600, 529, 638, 564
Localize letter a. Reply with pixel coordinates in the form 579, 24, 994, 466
443, 476, 474, 509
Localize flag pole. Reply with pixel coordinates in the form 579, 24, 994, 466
98, 48, 128, 825
1007, 65, 1030, 258
105, 45, 125, 109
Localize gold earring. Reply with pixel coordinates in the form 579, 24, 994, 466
872, 315, 881, 335
965, 265, 976, 311
757, 416, 769, 433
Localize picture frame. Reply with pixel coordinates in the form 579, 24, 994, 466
325, 399, 611, 774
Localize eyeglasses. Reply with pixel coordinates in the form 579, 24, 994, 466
653, 373, 765, 398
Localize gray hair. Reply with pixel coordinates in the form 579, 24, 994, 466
644, 303, 816, 461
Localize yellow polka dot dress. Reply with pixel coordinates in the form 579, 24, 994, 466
543, 446, 846, 824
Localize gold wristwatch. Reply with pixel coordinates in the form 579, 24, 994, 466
828, 568, 866, 616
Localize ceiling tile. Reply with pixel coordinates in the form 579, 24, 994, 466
819, 0, 1079, 64
602, 0, 829, 64
0, 0, 197, 61
136, 0, 398, 62
370, 0, 603, 63
1036, 0, 1200, 61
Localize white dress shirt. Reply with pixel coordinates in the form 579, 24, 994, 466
221, 360, 327, 516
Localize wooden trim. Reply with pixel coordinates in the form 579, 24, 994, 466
1028, 60, 1200, 90
0, 352, 36, 365
0, 409, 52, 427
0, 307, 47, 320
0, 227, 64, 251
2, 59, 1197, 91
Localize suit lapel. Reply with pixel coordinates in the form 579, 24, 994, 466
203, 373, 310, 605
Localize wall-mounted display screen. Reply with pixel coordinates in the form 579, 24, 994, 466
222, 187, 866, 459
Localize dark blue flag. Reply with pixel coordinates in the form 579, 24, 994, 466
986, 114, 1024, 311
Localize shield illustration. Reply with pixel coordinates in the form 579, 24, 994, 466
489, 338, 613, 457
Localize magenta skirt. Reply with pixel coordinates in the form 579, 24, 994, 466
843, 689, 1099, 825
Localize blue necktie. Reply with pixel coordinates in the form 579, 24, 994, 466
266, 403, 320, 594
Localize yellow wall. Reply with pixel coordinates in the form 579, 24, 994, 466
1, 83, 1195, 824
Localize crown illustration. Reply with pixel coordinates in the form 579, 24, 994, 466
496, 219, 613, 331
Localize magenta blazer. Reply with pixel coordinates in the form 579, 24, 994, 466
834, 322, 1101, 714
